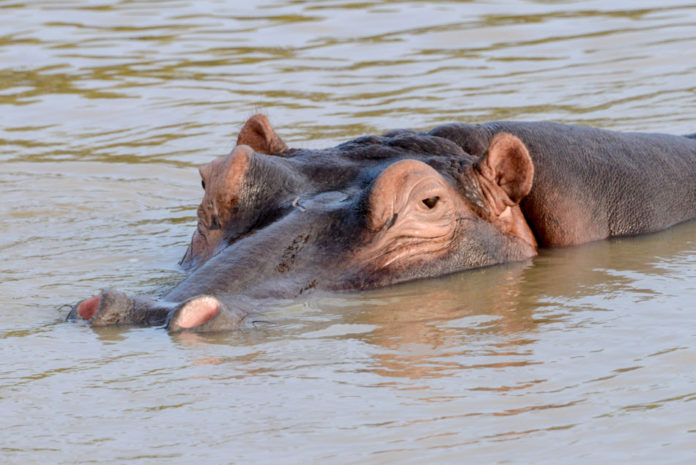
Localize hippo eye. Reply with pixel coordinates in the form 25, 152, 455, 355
201, 180, 206, 190
422, 196, 439, 209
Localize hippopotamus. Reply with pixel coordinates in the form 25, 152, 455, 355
68, 114, 696, 332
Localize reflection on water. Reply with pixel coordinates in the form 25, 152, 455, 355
307, 222, 696, 383
1, 0, 696, 463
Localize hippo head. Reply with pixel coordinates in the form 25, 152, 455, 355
70, 115, 538, 331
180, 115, 537, 289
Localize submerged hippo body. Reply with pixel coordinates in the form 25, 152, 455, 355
68, 115, 696, 332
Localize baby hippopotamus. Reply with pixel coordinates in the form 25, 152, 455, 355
68, 114, 696, 332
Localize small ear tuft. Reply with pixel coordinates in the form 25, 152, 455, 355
476, 132, 534, 205
236, 114, 288, 155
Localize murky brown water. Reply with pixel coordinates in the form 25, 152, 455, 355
1, 1, 695, 463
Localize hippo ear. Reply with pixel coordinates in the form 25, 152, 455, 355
236, 114, 288, 156
474, 133, 534, 213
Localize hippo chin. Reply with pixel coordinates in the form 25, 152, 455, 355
68, 114, 696, 332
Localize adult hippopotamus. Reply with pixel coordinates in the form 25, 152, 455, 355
68, 115, 696, 332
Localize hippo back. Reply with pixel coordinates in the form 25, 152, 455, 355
477, 122, 696, 246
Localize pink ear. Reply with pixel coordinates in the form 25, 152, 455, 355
476, 133, 534, 205
236, 114, 288, 155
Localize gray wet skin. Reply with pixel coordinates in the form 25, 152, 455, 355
68, 115, 696, 332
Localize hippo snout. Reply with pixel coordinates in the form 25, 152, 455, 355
68, 289, 171, 327
68, 290, 251, 332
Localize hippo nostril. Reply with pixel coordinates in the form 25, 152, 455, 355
210, 215, 222, 230
77, 295, 101, 320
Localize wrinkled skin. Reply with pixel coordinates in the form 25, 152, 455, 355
68, 114, 696, 332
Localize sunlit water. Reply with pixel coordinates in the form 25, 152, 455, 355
1, 1, 695, 463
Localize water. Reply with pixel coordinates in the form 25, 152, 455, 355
1, 1, 695, 463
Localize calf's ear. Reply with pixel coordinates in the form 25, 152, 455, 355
236, 114, 288, 155
475, 133, 534, 209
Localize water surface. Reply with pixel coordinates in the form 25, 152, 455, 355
1, 1, 695, 463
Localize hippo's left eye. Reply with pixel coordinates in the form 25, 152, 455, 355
422, 196, 440, 209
